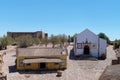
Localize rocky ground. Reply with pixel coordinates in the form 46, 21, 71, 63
0, 45, 117, 80
100, 65, 120, 80
100, 46, 120, 80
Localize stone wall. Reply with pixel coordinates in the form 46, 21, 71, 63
7, 31, 48, 39
112, 57, 120, 65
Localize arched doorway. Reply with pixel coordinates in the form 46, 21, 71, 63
84, 45, 90, 55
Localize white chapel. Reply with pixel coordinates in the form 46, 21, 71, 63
74, 29, 107, 58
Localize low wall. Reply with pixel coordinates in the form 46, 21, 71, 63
112, 57, 120, 65
112, 60, 119, 65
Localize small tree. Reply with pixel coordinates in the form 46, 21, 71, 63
68, 35, 71, 44
98, 33, 110, 44
58, 34, 68, 47
0, 36, 8, 49
70, 36, 74, 42
67, 35, 74, 43
6, 36, 15, 45
33, 38, 41, 45
114, 39, 120, 49
16, 35, 34, 48
50, 35, 60, 48
41, 38, 49, 47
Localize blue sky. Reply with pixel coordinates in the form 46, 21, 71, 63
0, 0, 120, 40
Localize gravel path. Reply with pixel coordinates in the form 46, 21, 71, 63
1, 45, 117, 80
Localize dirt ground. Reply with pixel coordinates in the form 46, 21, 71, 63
0, 45, 117, 80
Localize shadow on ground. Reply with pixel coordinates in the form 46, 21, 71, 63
18, 70, 58, 74
9, 65, 59, 74
69, 48, 75, 60
9, 65, 17, 73
69, 48, 98, 61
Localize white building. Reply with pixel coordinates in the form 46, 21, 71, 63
74, 29, 107, 58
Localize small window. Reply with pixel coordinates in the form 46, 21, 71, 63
26, 63, 31, 66
19, 60, 24, 67
77, 43, 82, 49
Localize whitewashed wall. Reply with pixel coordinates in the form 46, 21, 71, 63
74, 29, 107, 58
99, 38, 107, 57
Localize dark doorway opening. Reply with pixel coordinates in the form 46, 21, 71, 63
84, 45, 90, 55
40, 63, 46, 69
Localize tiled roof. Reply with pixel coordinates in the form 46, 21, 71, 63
17, 48, 67, 57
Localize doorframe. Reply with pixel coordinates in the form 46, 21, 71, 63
83, 45, 90, 55
40, 63, 46, 69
